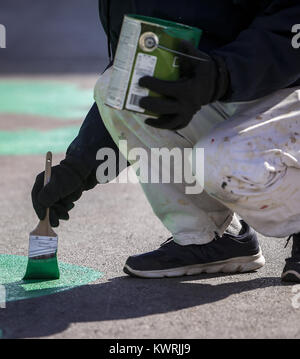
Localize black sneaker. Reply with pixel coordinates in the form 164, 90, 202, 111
123, 221, 265, 278
281, 233, 300, 283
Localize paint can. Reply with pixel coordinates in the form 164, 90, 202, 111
105, 15, 203, 117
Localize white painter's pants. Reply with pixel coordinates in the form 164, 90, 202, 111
94, 68, 300, 245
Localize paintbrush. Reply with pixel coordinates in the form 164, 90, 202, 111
23, 152, 60, 280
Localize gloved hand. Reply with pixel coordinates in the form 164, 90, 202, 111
138, 40, 230, 130
32, 156, 98, 227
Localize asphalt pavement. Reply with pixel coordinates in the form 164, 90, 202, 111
0, 0, 107, 73
0, 152, 299, 339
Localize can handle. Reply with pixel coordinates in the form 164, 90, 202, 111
157, 44, 209, 62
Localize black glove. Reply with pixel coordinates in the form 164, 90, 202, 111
138, 40, 230, 131
32, 156, 98, 227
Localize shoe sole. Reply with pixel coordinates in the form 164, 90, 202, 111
281, 270, 300, 283
123, 250, 266, 278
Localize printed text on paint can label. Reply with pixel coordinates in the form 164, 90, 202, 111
126, 53, 157, 113
106, 18, 141, 109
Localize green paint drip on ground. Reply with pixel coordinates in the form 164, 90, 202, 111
0, 81, 93, 119
0, 254, 103, 302
0, 126, 79, 155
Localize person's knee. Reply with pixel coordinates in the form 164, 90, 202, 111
193, 130, 288, 205
191, 134, 239, 202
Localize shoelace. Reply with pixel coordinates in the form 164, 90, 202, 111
160, 237, 173, 247
285, 235, 294, 249
160, 232, 221, 247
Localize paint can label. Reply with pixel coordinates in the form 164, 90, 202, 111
106, 16, 141, 110
105, 15, 202, 117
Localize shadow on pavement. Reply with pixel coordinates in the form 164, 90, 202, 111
0, 274, 285, 338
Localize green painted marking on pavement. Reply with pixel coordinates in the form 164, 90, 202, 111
0, 254, 103, 303
0, 80, 93, 119
0, 126, 80, 155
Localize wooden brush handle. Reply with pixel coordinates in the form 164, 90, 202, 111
44, 152, 52, 229
31, 152, 57, 237
44, 151, 52, 186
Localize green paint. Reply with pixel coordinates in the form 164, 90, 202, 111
0, 81, 93, 119
0, 126, 79, 155
0, 254, 103, 302
0, 80, 95, 155
23, 256, 60, 281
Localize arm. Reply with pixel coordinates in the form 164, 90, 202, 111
66, 102, 121, 171
32, 103, 129, 227
213, 0, 300, 102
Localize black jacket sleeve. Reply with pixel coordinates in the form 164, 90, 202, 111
213, 0, 300, 102
66, 102, 129, 175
